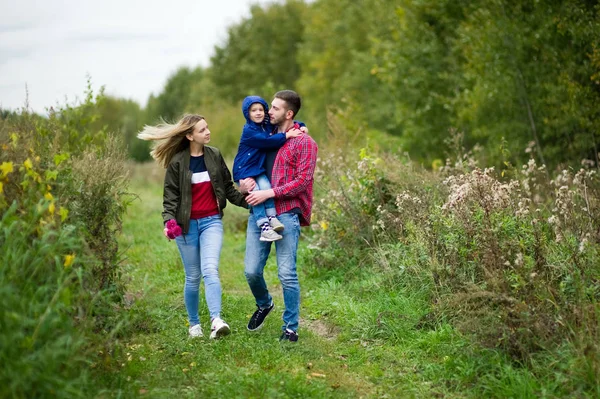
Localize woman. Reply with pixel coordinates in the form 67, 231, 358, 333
138, 114, 247, 339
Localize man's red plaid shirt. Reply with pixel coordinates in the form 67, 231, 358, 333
271, 133, 318, 226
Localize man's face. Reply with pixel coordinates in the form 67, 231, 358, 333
268, 98, 290, 125
249, 103, 265, 124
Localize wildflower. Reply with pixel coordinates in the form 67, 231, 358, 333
515, 253, 524, 267
59, 207, 69, 222
23, 158, 33, 170
63, 254, 75, 269
581, 159, 595, 168
0, 161, 14, 177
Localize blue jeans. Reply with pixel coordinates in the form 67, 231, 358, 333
251, 174, 277, 227
175, 215, 223, 326
244, 212, 301, 332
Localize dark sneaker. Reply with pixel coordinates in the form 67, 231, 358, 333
279, 328, 299, 342
247, 303, 274, 331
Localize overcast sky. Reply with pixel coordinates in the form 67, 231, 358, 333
0, 0, 278, 113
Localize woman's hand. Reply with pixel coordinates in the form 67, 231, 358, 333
164, 219, 182, 240
239, 178, 256, 194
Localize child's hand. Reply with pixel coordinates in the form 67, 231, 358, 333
285, 128, 303, 139
300, 126, 308, 133
239, 178, 256, 194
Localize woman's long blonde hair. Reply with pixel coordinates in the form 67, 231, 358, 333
137, 114, 204, 168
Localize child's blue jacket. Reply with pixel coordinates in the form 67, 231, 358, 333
232, 96, 287, 182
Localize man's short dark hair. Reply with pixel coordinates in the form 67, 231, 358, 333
274, 90, 301, 118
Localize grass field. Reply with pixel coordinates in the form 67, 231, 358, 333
98, 163, 546, 398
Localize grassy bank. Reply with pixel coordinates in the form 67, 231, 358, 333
97, 162, 583, 398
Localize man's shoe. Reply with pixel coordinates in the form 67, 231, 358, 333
247, 303, 274, 331
209, 317, 231, 339
260, 228, 283, 242
279, 328, 298, 342
189, 324, 203, 338
269, 217, 285, 232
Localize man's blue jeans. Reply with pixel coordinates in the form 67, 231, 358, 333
175, 215, 223, 326
244, 212, 301, 332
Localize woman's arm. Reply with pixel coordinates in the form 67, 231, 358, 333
162, 161, 180, 223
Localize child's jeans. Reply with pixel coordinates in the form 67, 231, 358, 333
245, 173, 277, 227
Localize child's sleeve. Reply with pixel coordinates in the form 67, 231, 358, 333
240, 124, 287, 150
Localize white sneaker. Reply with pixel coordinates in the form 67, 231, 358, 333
260, 228, 283, 242
269, 217, 284, 232
210, 317, 231, 339
189, 324, 203, 338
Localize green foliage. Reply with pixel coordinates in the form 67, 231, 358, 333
145, 66, 205, 123
0, 201, 93, 398
0, 85, 131, 396
210, 0, 308, 103
297, 0, 409, 140
94, 95, 149, 161
367, 0, 600, 168
311, 121, 600, 396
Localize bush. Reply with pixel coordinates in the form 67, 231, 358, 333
309, 124, 600, 394
0, 86, 130, 396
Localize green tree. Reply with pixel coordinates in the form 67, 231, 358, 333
297, 0, 401, 135
145, 66, 205, 123
210, 1, 308, 103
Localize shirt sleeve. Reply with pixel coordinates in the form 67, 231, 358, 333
239, 124, 287, 150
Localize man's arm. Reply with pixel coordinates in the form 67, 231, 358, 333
245, 188, 274, 206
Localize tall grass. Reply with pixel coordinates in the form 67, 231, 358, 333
309, 119, 600, 396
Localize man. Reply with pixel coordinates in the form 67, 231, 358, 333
239, 90, 318, 342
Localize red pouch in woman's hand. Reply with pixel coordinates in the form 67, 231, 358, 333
165, 219, 182, 239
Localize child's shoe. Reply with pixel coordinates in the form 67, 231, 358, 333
260, 228, 283, 242
269, 216, 284, 232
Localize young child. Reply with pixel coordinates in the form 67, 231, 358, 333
233, 95, 305, 242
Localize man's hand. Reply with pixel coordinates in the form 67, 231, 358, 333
246, 189, 275, 206
239, 178, 256, 194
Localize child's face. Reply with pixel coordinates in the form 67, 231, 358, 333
249, 103, 265, 124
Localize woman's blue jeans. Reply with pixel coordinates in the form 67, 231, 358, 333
244, 212, 301, 332
175, 215, 223, 326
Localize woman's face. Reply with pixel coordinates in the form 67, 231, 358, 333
188, 119, 211, 145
